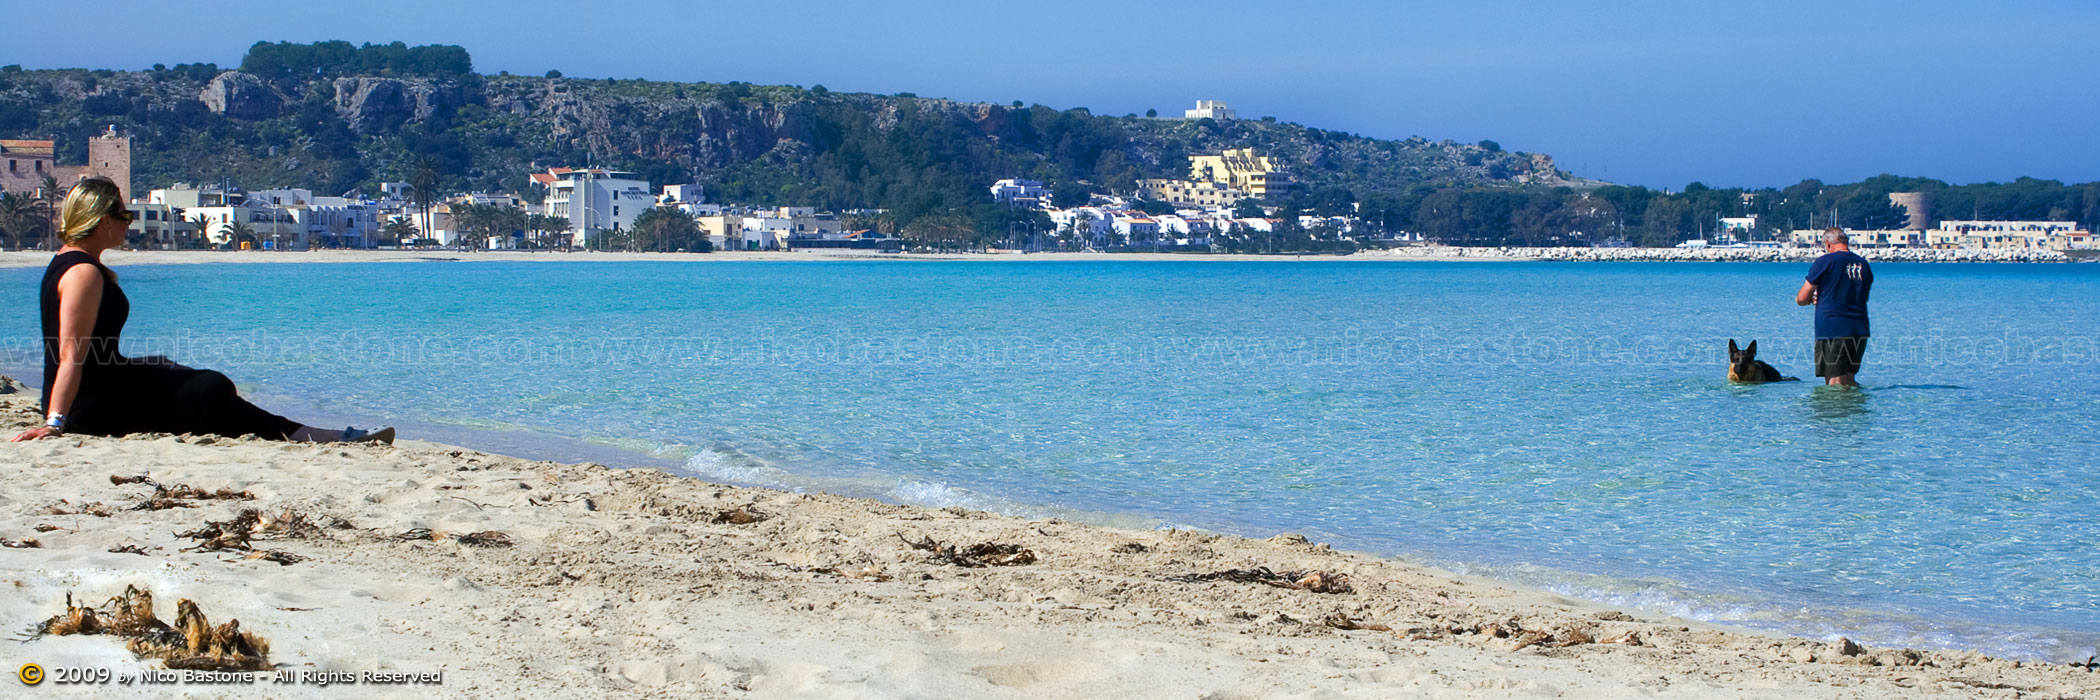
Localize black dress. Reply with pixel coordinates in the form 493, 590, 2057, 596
40, 251, 301, 439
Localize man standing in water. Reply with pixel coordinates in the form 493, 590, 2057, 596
1796, 227, 1873, 386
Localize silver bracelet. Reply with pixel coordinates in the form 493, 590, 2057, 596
44, 414, 65, 430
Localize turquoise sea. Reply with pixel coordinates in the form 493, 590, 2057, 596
5, 259, 2097, 661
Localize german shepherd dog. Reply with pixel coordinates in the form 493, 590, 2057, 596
1727, 339, 1799, 383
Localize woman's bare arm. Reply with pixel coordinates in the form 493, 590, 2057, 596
13, 265, 101, 441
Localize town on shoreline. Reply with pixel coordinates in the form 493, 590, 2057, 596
1, 118, 2090, 261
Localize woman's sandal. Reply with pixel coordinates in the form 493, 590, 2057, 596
341, 426, 396, 445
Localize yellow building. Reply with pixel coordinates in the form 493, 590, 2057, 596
1187, 148, 1291, 199
1136, 178, 1243, 208
1137, 148, 1292, 208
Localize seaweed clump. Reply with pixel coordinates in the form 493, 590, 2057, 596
34, 586, 270, 671
1165, 567, 1354, 594
899, 534, 1036, 567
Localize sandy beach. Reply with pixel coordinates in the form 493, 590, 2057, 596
1, 384, 2090, 699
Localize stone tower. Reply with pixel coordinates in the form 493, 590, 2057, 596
1887, 192, 1931, 231
85, 125, 132, 198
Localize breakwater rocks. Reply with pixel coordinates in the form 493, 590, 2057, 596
1357, 247, 2072, 263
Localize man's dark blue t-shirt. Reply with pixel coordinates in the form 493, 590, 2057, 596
1807, 251, 1872, 339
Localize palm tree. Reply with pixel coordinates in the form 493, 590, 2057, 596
408, 158, 439, 248
0, 191, 42, 250
188, 213, 216, 249
449, 203, 483, 251
381, 218, 418, 247
494, 206, 527, 250
225, 220, 259, 249
540, 214, 572, 252
37, 175, 62, 250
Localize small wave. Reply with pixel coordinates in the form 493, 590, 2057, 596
1446, 560, 2100, 663
680, 447, 1163, 530
681, 449, 805, 492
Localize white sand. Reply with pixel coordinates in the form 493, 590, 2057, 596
0, 388, 2086, 698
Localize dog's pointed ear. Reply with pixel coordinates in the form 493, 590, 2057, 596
1728, 339, 1740, 357
1745, 340, 1758, 357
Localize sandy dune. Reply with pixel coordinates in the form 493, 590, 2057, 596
0, 389, 2090, 698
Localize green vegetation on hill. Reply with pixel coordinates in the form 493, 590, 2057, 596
0, 42, 2094, 247
0, 42, 1561, 236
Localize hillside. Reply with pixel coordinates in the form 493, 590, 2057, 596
0, 62, 1569, 224
5, 42, 2092, 248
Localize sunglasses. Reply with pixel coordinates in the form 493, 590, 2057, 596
107, 208, 134, 223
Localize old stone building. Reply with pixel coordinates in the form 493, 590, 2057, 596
0, 126, 133, 198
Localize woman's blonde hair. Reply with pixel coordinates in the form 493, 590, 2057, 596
58, 177, 126, 244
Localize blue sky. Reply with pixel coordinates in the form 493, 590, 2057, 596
17, 0, 2098, 189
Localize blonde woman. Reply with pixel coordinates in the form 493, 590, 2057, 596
11, 178, 392, 443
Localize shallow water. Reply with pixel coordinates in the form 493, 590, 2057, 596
5, 259, 2096, 661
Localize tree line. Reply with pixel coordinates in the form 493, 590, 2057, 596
239, 41, 473, 82
1238, 175, 2100, 248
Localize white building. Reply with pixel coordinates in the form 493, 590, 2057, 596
738, 215, 793, 251
248, 188, 315, 207
1049, 207, 1113, 241
186, 204, 301, 249
148, 183, 243, 209
1111, 214, 1160, 241
119, 202, 195, 249
661, 184, 705, 205
1788, 228, 1923, 249
293, 197, 382, 248
1185, 100, 1236, 120
533, 167, 653, 248
1925, 221, 2091, 251
989, 178, 1048, 209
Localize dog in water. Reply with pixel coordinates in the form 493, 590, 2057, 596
1727, 339, 1799, 383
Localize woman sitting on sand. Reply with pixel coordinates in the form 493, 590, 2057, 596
10, 177, 393, 444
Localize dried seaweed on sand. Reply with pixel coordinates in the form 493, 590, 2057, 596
1165, 567, 1354, 594
455, 531, 514, 548
132, 484, 255, 511
242, 550, 306, 565
108, 544, 150, 555
767, 561, 892, 581
899, 534, 1036, 567
176, 509, 263, 552
1322, 613, 1391, 631
391, 528, 514, 547
177, 507, 338, 556
44, 500, 114, 517
1, 537, 41, 549
33, 586, 270, 671
711, 506, 767, 525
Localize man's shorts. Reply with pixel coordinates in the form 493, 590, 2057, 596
1814, 337, 1868, 378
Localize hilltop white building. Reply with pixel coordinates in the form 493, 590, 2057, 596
1184, 100, 1236, 120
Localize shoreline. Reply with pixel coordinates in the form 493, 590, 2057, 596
1, 388, 2089, 697
83, 374, 2100, 664
0, 245, 2077, 269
